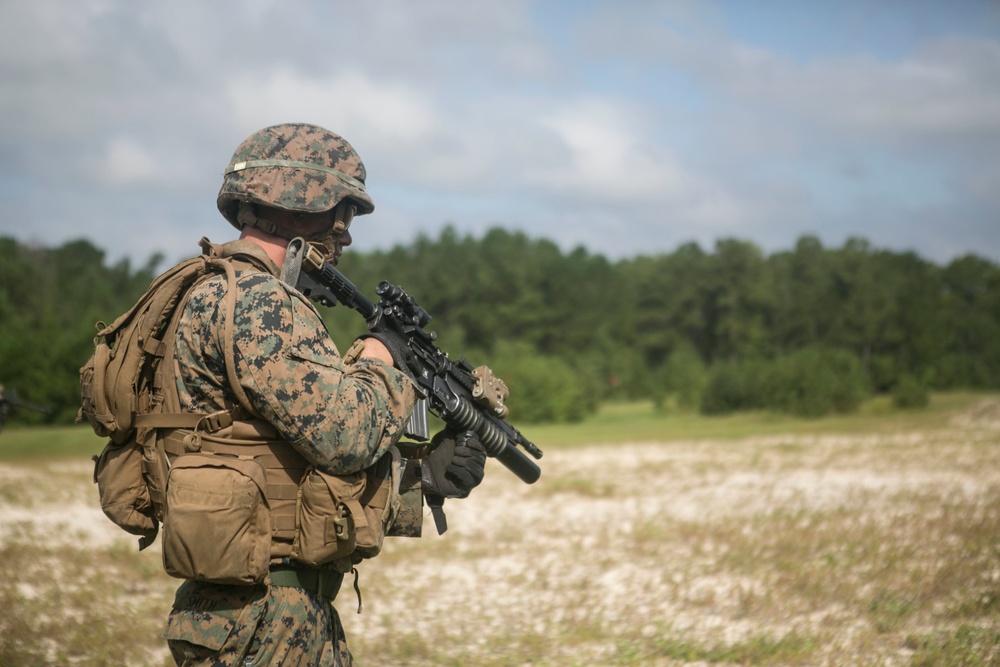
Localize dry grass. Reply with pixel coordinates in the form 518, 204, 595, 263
1, 397, 999, 666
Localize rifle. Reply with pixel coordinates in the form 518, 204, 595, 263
282, 239, 543, 486
0, 385, 51, 431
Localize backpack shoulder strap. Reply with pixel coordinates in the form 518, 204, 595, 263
206, 237, 279, 277
140, 238, 276, 430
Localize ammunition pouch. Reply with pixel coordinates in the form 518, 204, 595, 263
292, 446, 400, 568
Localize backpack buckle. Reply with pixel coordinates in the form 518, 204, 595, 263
197, 410, 234, 434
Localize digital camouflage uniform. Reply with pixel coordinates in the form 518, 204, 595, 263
162, 242, 419, 666
151, 124, 403, 666
138, 124, 494, 667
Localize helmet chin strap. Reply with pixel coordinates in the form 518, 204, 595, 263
237, 202, 353, 259
236, 203, 297, 240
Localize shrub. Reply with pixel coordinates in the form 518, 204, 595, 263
931, 353, 998, 390
761, 348, 870, 418
700, 359, 767, 415
700, 349, 870, 418
654, 343, 708, 412
487, 341, 596, 423
892, 375, 929, 409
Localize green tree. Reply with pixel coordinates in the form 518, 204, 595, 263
2, 229, 997, 426
705, 238, 775, 362
768, 235, 836, 352
935, 255, 1000, 388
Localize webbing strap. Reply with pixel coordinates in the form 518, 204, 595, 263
212, 255, 257, 419
135, 410, 235, 432
135, 413, 210, 429
159, 428, 307, 469
197, 239, 280, 424
269, 565, 344, 600
396, 442, 432, 459
141, 336, 166, 357
364, 479, 391, 509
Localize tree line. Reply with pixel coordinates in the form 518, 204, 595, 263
1, 229, 998, 426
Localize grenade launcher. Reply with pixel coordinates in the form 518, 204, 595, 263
282, 238, 543, 485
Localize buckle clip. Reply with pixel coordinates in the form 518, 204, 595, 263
198, 410, 233, 433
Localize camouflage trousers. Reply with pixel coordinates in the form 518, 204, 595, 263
164, 580, 353, 666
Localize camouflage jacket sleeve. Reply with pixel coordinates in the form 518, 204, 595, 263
174, 269, 416, 475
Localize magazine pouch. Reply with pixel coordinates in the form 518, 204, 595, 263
292, 469, 360, 567
292, 447, 401, 567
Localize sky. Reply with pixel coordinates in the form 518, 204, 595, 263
1, 0, 998, 269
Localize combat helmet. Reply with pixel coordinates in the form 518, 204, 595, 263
217, 123, 374, 241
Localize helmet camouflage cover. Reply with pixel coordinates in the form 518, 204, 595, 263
217, 123, 374, 230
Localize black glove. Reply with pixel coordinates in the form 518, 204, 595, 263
421, 428, 487, 500
356, 332, 416, 375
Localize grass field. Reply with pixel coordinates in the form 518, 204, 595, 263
1, 393, 998, 666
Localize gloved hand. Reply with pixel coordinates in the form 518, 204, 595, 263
356, 332, 416, 375
421, 428, 487, 499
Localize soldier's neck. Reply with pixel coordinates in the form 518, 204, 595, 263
239, 227, 289, 270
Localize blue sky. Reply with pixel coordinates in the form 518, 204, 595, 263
1, 0, 997, 268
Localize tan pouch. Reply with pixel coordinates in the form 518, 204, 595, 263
139, 429, 170, 522
352, 446, 401, 559
291, 470, 359, 567
292, 447, 401, 566
92, 437, 157, 547
161, 454, 270, 585
79, 342, 118, 440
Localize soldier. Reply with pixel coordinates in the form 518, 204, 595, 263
160, 123, 488, 666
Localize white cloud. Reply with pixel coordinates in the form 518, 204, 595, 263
223, 68, 437, 147
532, 99, 744, 232
692, 35, 1000, 148
537, 101, 675, 197
95, 137, 158, 187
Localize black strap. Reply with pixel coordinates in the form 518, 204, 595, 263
352, 567, 363, 614
426, 494, 448, 534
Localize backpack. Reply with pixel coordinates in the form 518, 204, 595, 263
80, 237, 258, 548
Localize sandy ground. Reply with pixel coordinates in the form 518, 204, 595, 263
2, 399, 999, 665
